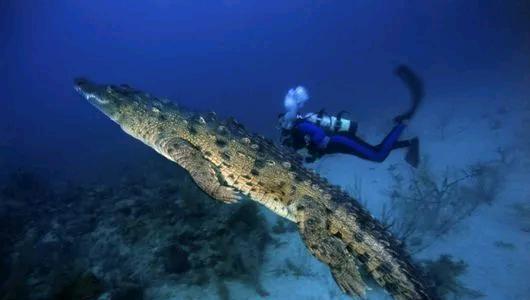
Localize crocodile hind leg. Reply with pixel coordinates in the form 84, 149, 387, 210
167, 139, 242, 204
295, 197, 367, 298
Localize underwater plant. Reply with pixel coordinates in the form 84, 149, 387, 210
383, 158, 504, 250
421, 255, 484, 299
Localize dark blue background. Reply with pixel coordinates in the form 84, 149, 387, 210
1, 0, 528, 181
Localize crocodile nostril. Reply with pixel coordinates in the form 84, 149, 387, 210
74, 77, 88, 86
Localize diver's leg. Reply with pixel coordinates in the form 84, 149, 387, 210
325, 124, 407, 162
325, 135, 376, 159
386, 136, 421, 167
324, 136, 383, 162
381, 134, 420, 168
391, 140, 412, 150
325, 122, 420, 166
373, 123, 408, 158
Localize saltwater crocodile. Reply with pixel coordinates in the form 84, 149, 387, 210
74, 78, 437, 300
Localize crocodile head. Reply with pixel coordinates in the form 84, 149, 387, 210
74, 77, 135, 123
75, 78, 188, 149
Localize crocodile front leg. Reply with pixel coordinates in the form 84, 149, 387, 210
168, 139, 242, 204
295, 197, 367, 298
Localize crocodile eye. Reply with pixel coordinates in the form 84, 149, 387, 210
107, 85, 118, 93
75, 78, 88, 86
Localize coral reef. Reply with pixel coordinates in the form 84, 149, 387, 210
0, 166, 272, 300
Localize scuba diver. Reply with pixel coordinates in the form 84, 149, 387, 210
279, 65, 423, 167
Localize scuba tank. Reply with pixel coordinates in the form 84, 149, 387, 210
303, 110, 358, 136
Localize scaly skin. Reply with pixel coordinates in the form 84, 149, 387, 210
74, 79, 438, 300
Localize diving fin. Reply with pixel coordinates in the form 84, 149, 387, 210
405, 137, 420, 168
393, 65, 424, 124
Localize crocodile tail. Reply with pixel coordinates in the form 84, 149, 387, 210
295, 197, 438, 300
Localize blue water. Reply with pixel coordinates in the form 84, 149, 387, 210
1, 1, 529, 299
1, 0, 527, 180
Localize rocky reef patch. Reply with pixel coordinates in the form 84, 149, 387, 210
0, 165, 271, 300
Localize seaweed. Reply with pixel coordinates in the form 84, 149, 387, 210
383, 158, 504, 251
422, 255, 484, 299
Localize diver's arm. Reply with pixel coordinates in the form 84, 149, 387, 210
294, 121, 327, 146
